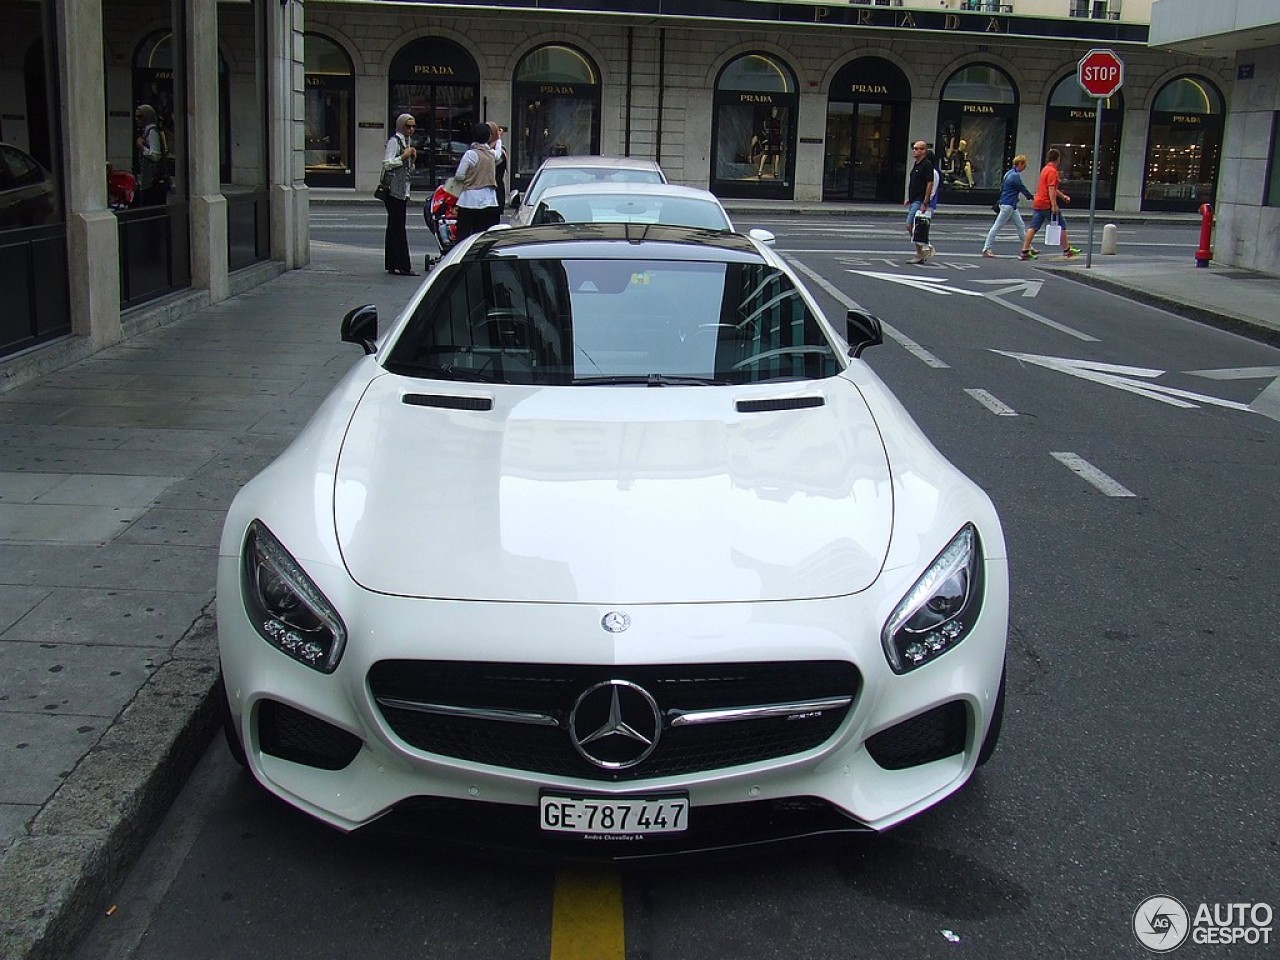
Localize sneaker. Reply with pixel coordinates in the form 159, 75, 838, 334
982, 249, 995, 258
1063, 246, 1081, 258
908, 256, 924, 265
1018, 251, 1032, 261
1030, 247, 1040, 256
923, 244, 936, 262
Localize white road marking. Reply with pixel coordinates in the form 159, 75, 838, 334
849, 271, 986, 296
972, 279, 1044, 298
993, 352, 1256, 413
964, 388, 1018, 416
786, 257, 950, 369
1051, 452, 1136, 497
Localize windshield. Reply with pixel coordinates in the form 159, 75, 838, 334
526, 167, 664, 207
531, 195, 732, 230
385, 257, 840, 386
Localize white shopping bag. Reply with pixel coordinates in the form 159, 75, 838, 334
1045, 217, 1063, 247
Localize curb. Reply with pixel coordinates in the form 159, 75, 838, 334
0, 607, 222, 960
1042, 265, 1280, 348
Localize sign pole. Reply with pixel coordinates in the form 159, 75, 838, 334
1087, 102, 1102, 269
1076, 49, 1123, 269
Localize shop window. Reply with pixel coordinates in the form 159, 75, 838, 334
711, 53, 798, 200
936, 64, 1017, 203
512, 44, 601, 189
305, 33, 355, 188
388, 37, 480, 189
823, 58, 910, 203
1143, 76, 1223, 212
1042, 74, 1123, 210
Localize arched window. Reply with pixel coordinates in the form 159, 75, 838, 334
711, 53, 798, 200
936, 64, 1018, 203
388, 37, 480, 188
1143, 76, 1224, 211
823, 58, 911, 202
512, 44, 602, 189
305, 34, 355, 188
1042, 74, 1124, 209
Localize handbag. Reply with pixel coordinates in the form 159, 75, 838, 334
374, 167, 393, 202
1044, 215, 1063, 246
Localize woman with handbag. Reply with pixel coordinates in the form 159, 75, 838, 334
381, 114, 418, 276
981, 155, 1034, 258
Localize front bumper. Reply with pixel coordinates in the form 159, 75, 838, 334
217, 553, 1008, 848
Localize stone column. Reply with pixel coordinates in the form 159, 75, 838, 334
269, 0, 309, 268
188, 0, 229, 300
58, 0, 120, 349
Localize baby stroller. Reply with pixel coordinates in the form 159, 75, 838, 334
107, 167, 137, 209
423, 182, 458, 271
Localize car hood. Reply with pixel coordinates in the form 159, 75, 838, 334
333, 376, 892, 603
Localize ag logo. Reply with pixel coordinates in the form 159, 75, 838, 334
1134, 896, 1190, 952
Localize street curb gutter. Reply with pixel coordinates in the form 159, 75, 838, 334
1044, 266, 1280, 349
0, 607, 222, 960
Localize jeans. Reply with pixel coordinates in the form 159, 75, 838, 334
984, 204, 1028, 250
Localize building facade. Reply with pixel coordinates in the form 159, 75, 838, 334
1150, 0, 1280, 275
0, 0, 1247, 385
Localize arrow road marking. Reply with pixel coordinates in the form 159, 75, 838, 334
1186, 366, 1280, 421
972, 279, 1045, 298
849, 271, 986, 296
994, 351, 1257, 413
786, 257, 950, 368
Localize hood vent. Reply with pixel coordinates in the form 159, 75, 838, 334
736, 396, 825, 414
403, 393, 493, 412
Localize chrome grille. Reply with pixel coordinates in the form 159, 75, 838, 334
368, 660, 860, 781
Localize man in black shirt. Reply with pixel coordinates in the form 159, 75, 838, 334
905, 140, 935, 264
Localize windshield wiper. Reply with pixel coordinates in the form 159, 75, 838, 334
572, 374, 730, 387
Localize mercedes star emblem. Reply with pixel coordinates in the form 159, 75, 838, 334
601, 611, 631, 634
569, 680, 662, 769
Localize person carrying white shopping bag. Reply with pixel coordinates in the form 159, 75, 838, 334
1020, 148, 1080, 261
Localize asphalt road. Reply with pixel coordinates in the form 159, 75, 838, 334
73, 212, 1280, 960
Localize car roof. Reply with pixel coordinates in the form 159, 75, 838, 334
533, 155, 664, 173
459, 223, 765, 262
536, 182, 723, 203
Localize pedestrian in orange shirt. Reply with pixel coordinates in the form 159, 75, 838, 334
1020, 148, 1081, 260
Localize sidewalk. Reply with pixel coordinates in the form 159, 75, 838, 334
1, 222, 1277, 960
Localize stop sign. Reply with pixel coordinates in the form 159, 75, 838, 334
1078, 49, 1124, 98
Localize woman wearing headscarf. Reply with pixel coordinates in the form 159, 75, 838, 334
133, 104, 166, 207
453, 122, 501, 241
487, 121, 508, 211
382, 113, 418, 276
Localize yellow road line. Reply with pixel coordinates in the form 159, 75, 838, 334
549, 865, 625, 960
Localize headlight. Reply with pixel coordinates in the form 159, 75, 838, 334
882, 524, 984, 674
241, 520, 347, 673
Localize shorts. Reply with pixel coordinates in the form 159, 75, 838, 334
1029, 208, 1066, 232
906, 201, 924, 226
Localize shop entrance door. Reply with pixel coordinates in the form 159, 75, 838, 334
823, 101, 903, 202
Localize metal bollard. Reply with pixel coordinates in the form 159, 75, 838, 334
1101, 223, 1118, 255
1196, 203, 1213, 267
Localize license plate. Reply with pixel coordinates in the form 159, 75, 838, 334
539, 794, 688, 837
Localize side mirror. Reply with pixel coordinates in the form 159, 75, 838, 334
845, 310, 883, 358
341, 304, 379, 355
509, 191, 521, 209
747, 228, 776, 245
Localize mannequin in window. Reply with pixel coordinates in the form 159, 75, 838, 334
757, 107, 782, 179
945, 137, 975, 189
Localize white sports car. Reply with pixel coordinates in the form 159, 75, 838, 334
217, 223, 1008, 856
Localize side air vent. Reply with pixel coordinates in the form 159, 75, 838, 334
403, 394, 493, 412
736, 396, 825, 414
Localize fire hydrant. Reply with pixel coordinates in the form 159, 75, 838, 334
1195, 203, 1213, 268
